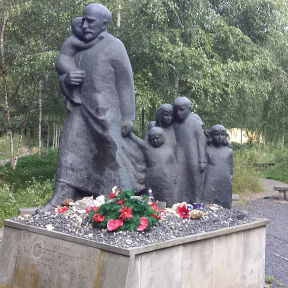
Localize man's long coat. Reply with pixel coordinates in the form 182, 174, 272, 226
57, 32, 145, 196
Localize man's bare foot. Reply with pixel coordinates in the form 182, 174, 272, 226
35, 202, 56, 214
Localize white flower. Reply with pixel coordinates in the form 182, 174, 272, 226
94, 195, 105, 207
112, 186, 118, 193
112, 186, 120, 196
94, 201, 103, 207
96, 195, 105, 203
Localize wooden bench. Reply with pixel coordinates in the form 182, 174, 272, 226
274, 187, 288, 201
254, 162, 275, 169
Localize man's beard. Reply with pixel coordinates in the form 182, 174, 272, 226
83, 30, 96, 42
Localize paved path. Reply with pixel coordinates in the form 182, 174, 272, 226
0, 158, 10, 166
0, 227, 3, 250
0, 154, 30, 166
236, 178, 288, 288
242, 198, 288, 287
0, 148, 38, 166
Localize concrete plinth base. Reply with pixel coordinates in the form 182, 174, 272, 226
0, 219, 268, 288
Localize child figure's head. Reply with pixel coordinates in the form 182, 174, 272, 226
148, 127, 165, 147
71, 17, 84, 40
207, 125, 229, 146
156, 104, 173, 128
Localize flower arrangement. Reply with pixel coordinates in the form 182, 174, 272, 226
88, 188, 161, 232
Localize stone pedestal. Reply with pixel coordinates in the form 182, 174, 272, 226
0, 218, 268, 288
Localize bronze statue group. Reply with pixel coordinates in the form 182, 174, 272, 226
132, 97, 233, 209
36, 3, 233, 214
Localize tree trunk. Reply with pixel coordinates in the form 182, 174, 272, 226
52, 122, 56, 150
57, 125, 61, 147
174, 71, 179, 97
282, 135, 285, 149
54, 125, 57, 149
55, 125, 58, 148
0, 9, 14, 168
13, 81, 37, 169
38, 80, 42, 159
141, 108, 145, 139
116, 2, 121, 28
46, 114, 50, 156
240, 127, 243, 150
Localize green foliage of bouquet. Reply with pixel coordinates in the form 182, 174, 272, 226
88, 188, 160, 232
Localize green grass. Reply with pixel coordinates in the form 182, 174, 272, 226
259, 161, 288, 183
254, 147, 288, 184
0, 150, 57, 190
0, 150, 57, 227
0, 134, 31, 161
232, 149, 263, 195
265, 275, 275, 284
232, 143, 288, 188
0, 178, 54, 227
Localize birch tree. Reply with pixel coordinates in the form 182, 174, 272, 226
0, 7, 14, 166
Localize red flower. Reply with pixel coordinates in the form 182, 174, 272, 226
137, 217, 148, 231
150, 202, 159, 212
109, 192, 115, 199
150, 213, 161, 219
116, 199, 124, 205
56, 206, 68, 213
86, 206, 98, 213
107, 219, 123, 231
115, 189, 120, 196
159, 210, 165, 217
119, 206, 133, 221
177, 205, 189, 219
92, 213, 105, 222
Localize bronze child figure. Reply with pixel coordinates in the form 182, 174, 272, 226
172, 97, 206, 204
129, 127, 177, 207
202, 125, 233, 209
55, 17, 101, 107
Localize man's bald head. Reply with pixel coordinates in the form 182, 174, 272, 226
83, 4, 112, 24
82, 3, 112, 42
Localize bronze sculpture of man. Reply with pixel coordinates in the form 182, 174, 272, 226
37, 3, 144, 213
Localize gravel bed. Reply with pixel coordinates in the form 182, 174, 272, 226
239, 198, 288, 288
11, 204, 253, 249
3, 177, 287, 287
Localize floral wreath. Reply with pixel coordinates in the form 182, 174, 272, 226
87, 187, 161, 232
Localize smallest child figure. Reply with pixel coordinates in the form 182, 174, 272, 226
202, 125, 233, 209
55, 17, 101, 108
129, 127, 177, 207
55, 17, 101, 76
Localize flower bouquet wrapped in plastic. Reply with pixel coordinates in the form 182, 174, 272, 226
88, 188, 161, 232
